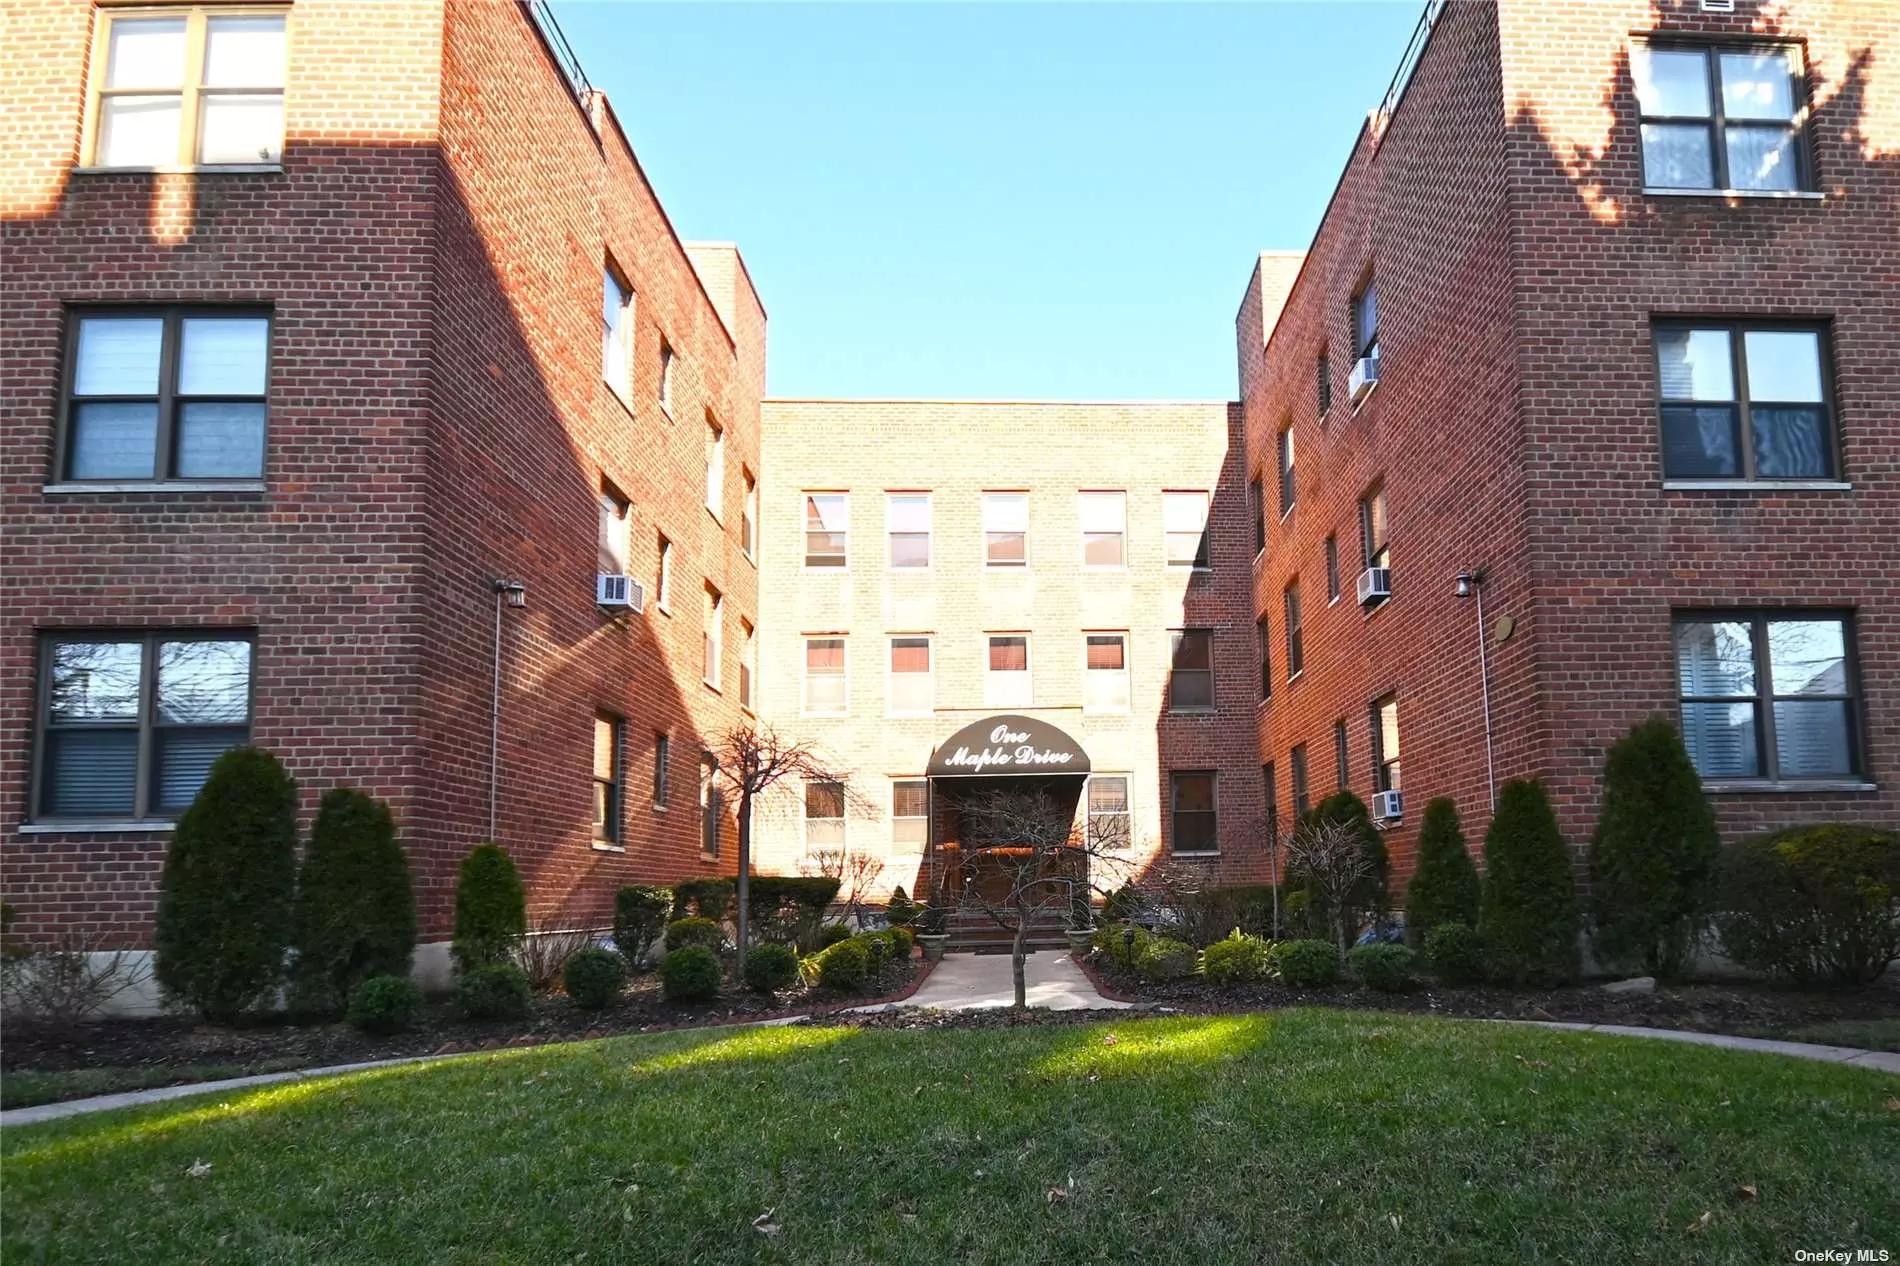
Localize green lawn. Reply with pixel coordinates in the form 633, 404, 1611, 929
4, 1010, 1895, 1264
2, 1058, 314, 1111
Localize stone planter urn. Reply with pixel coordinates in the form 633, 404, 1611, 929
918, 933, 950, 962
1065, 929, 1095, 957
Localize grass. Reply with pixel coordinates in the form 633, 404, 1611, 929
1, 1059, 313, 1111
3, 1010, 1895, 1264
1763, 1017, 1900, 1053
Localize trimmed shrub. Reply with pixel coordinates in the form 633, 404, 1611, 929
1135, 936, 1198, 981
1350, 943, 1417, 993
661, 946, 722, 1002
665, 916, 723, 953
816, 923, 853, 950
1424, 921, 1485, 985
885, 886, 921, 928
347, 974, 423, 1035
747, 876, 840, 949
613, 885, 673, 966
457, 963, 531, 1021
1102, 884, 1143, 925
290, 786, 417, 1016
562, 947, 629, 1009
672, 878, 735, 922
1404, 797, 1480, 947
886, 925, 915, 961
1587, 719, 1720, 978
814, 937, 871, 991
1092, 923, 1153, 970
1276, 939, 1342, 988
154, 746, 299, 1022
451, 844, 526, 973
861, 930, 892, 968
1714, 825, 1900, 984
743, 942, 800, 994
1480, 779, 1581, 986
1200, 931, 1272, 985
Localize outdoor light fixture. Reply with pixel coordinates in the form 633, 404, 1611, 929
489, 578, 528, 840
495, 578, 527, 608
1456, 567, 1498, 809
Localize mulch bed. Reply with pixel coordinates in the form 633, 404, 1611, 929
1081, 952, 1900, 1040
2, 956, 930, 1090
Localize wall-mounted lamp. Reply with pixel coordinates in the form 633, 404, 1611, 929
1454, 567, 1498, 810
494, 578, 527, 609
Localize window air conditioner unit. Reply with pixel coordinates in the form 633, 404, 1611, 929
1348, 353, 1380, 403
597, 573, 645, 614
1356, 566, 1392, 607
1371, 789, 1404, 824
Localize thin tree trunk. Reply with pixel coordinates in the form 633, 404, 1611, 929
1012, 892, 1029, 1008
734, 788, 752, 979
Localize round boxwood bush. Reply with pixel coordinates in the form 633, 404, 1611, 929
1091, 923, 1152, 970
886, 925, 915, 961
1424, 921, 1485, 985
1134, 936, 1198, 981
814, 938, 870, 991
743, 942, 800, 994
562, 947, 629, 1010
665, 916, 723, 953
457, 962, 531, 1021
1349, 942, 1417, 993
816, 923, 853, 950
1201, 931, 1272, 985
661, 946, 722, 1002
346, 974, 423, 1035
1276, 939, 1342, 988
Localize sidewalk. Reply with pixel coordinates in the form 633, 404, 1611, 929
857, 950, 1135, 1013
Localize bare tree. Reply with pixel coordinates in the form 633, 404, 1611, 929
1, 929, 150, 1032
1283, 816, 1372, 953
807, 846, 887, 925
953, 784, 1137, 1008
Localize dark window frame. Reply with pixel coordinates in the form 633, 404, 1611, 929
1371, 693, 1400, 793
1248, 476, 1266, 556
700, 753, 721, 858
1256, 613, 1272, 702
1168, 769, 1219, 855
1350, 282, 1379, 364
653, 732, 671, 807
1359, 484, 1391, 569
1284, 581, 1304, 679
1262, 761, 1278, 855
1277, 424, 1296, 515
1324, 535, 1340, 602
1333, 718, 1349, 790
1290, 743, 1310, 816
1633, 37, 1814, 193
1168, 628, 1215, 713
1316, 349, 1332, 417
1651, 318, 1838, 482
592, 712, 624, 844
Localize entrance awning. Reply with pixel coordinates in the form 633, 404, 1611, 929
926, 714, 1090, 778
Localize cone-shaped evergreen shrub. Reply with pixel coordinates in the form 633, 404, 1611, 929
1404, 797, 1481, 946
1588, 718, 1719, 978
290, 786, 417, 1014
1479, 779, 1580, 985
1289, 791, 1391, 936
451, 843, 526, 972
154, 747, 299, 1022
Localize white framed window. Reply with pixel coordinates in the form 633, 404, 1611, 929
1372, 694, 1400, 793
704, 417, 725, 516
1079, 491, 1125, 568
701, 754, 721, 857
805, 493, 848, 568
984, 634, 1031, 708
742, 470, 757, 559
659, 340, 677, 412
592, 713, 622, 845
805, 780, 846, 852
1086, 775, 1131, 851
804, 637, 846, 715
887, 493, 931, 569
892, 778, 928, 851
740, 619, 756, 710
983, 492, 1028, 566
1084, 633, 1129, 713
655, 534, 673, 612
887, 636, 933, 716
602, 266, 633, 396
1163, 491, 1210, 568
85, 8, 286, 169
702, 584, 723, 690
597, 484, 630, 574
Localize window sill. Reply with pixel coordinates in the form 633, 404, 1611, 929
1170, 850, 1222, 859
703, 680, 722, 695
73, 164, 283, 176
19, 820, 175, 834
43, 480, 266, 495
1661, 480, 1851, 492
1168, 708, 1219, 717
1703, 780, 1876, 795
590, 840, 626, 853
705, 505, 723, 526
1643, 187, 1825, 201
652, 804, 669, 814
659, 401, 676, 424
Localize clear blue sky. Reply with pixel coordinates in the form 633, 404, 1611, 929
550, 2, 1424, 400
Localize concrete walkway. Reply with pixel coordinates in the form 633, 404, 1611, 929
1507, 1019, 1900, 1073
858, 950, 1135, 1013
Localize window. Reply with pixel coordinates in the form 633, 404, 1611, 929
652, 733, 671, 806
1277, 426, 1296, 514
1372, 694, 1400, 792
602, 267, 633, 396
1170, 771, 1217, 854
1284, 582, 1304, 679
888, 637, 933, 716
892, 779, 928, 851
1080, 491, 1125, 567
805, 780, 845, 852
983, 492, 1028, 566
60, 308, 270, 483
1632, 42, 1807, 192
598, 484, 630, 574
1256, 615, 1271, 701
888, 493, 931, 569
1248, 477, 1266, 556
1674, 613, 1860, 782
1360, 486, 1391, 569
1163, 491, 1210, 568
1316, 350, 1332, 416
1653, 321, 1835, 481
34, 632, 252, 821
739, 619, 756, 710
1290, 744, 1310, 816
804, 637, 846, 715
659, 340, 676, 412
85, 8, 285, 168
592, 714, 622, 844
1333, 719, 1350, 790
700, 754, 721, 857
702, 585, 723, 689
1084, 633, 1130, 713
804, 493, 847, 568
1325, 536, 1340, 601
985, 634, 1031, 708
1263, 761, 1279, 854
1351, 283, 1379, 369
704, 417, 724, 515
1169, 630, 1214, 711
741, 470, 758, 559
655, 534, 673, 611
1087, 775, 1131, 850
